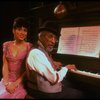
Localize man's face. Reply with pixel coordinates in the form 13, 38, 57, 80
41, 32, 57, 52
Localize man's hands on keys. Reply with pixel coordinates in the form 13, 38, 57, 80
65, 64, 77, 71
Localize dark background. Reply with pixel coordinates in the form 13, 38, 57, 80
0, 1, 100, 97
0, 1, 61, 78
1, 1, 100, 78
0, 1, 40, 78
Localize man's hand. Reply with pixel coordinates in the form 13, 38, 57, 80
65, 64, 77, 71
54, 61, 62, 70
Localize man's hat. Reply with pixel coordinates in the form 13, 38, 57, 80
38, 21, 59, 36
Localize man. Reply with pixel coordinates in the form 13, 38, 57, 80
26, 21, 85, 98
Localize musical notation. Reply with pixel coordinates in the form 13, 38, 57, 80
57, 26, 100, 58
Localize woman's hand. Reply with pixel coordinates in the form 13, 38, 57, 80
5, 82, 18, 94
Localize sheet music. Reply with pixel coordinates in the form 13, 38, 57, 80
57, 27, 79, 54
57, 26, 100, 58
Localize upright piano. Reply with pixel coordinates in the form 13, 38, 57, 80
52, 53, 100, 98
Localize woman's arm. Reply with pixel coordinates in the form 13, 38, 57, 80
14, 71, 26, 87
6, 71, 26, 94
2, 53, 9, 85
5, 62, 26, 94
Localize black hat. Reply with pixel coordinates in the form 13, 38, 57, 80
38, 21, 59, 35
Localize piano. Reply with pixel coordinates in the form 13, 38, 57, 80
52, 53, 100, 98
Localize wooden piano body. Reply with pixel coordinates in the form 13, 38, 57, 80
52, 53, 100, 98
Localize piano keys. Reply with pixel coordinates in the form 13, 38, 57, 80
52, 53, 100, 97
66, 69, 100, 98
70, 69, 100, 79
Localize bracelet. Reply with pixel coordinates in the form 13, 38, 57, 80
4, 82, 9, 86
3, 80, 9, 86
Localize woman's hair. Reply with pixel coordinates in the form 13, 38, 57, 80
13, 17, 29, 29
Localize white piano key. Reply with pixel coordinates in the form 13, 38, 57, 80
71, 69, 100, 78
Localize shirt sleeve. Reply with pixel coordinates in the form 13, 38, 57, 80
27, 49, 68, 84
2, 41, 9, 54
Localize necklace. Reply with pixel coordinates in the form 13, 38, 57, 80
11, 41, 26, 57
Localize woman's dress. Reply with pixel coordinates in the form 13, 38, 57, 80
0, 41, 32, 99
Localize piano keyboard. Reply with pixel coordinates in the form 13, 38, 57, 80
70, 69, 100, 79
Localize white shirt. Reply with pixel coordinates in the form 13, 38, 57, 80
27, 48, 68, 84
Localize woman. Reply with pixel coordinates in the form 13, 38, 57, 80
0, 17, 33, 98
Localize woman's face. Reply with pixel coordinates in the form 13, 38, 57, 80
13, 26, 28, 41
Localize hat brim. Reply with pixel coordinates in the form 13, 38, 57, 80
38, 27, 57, 35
